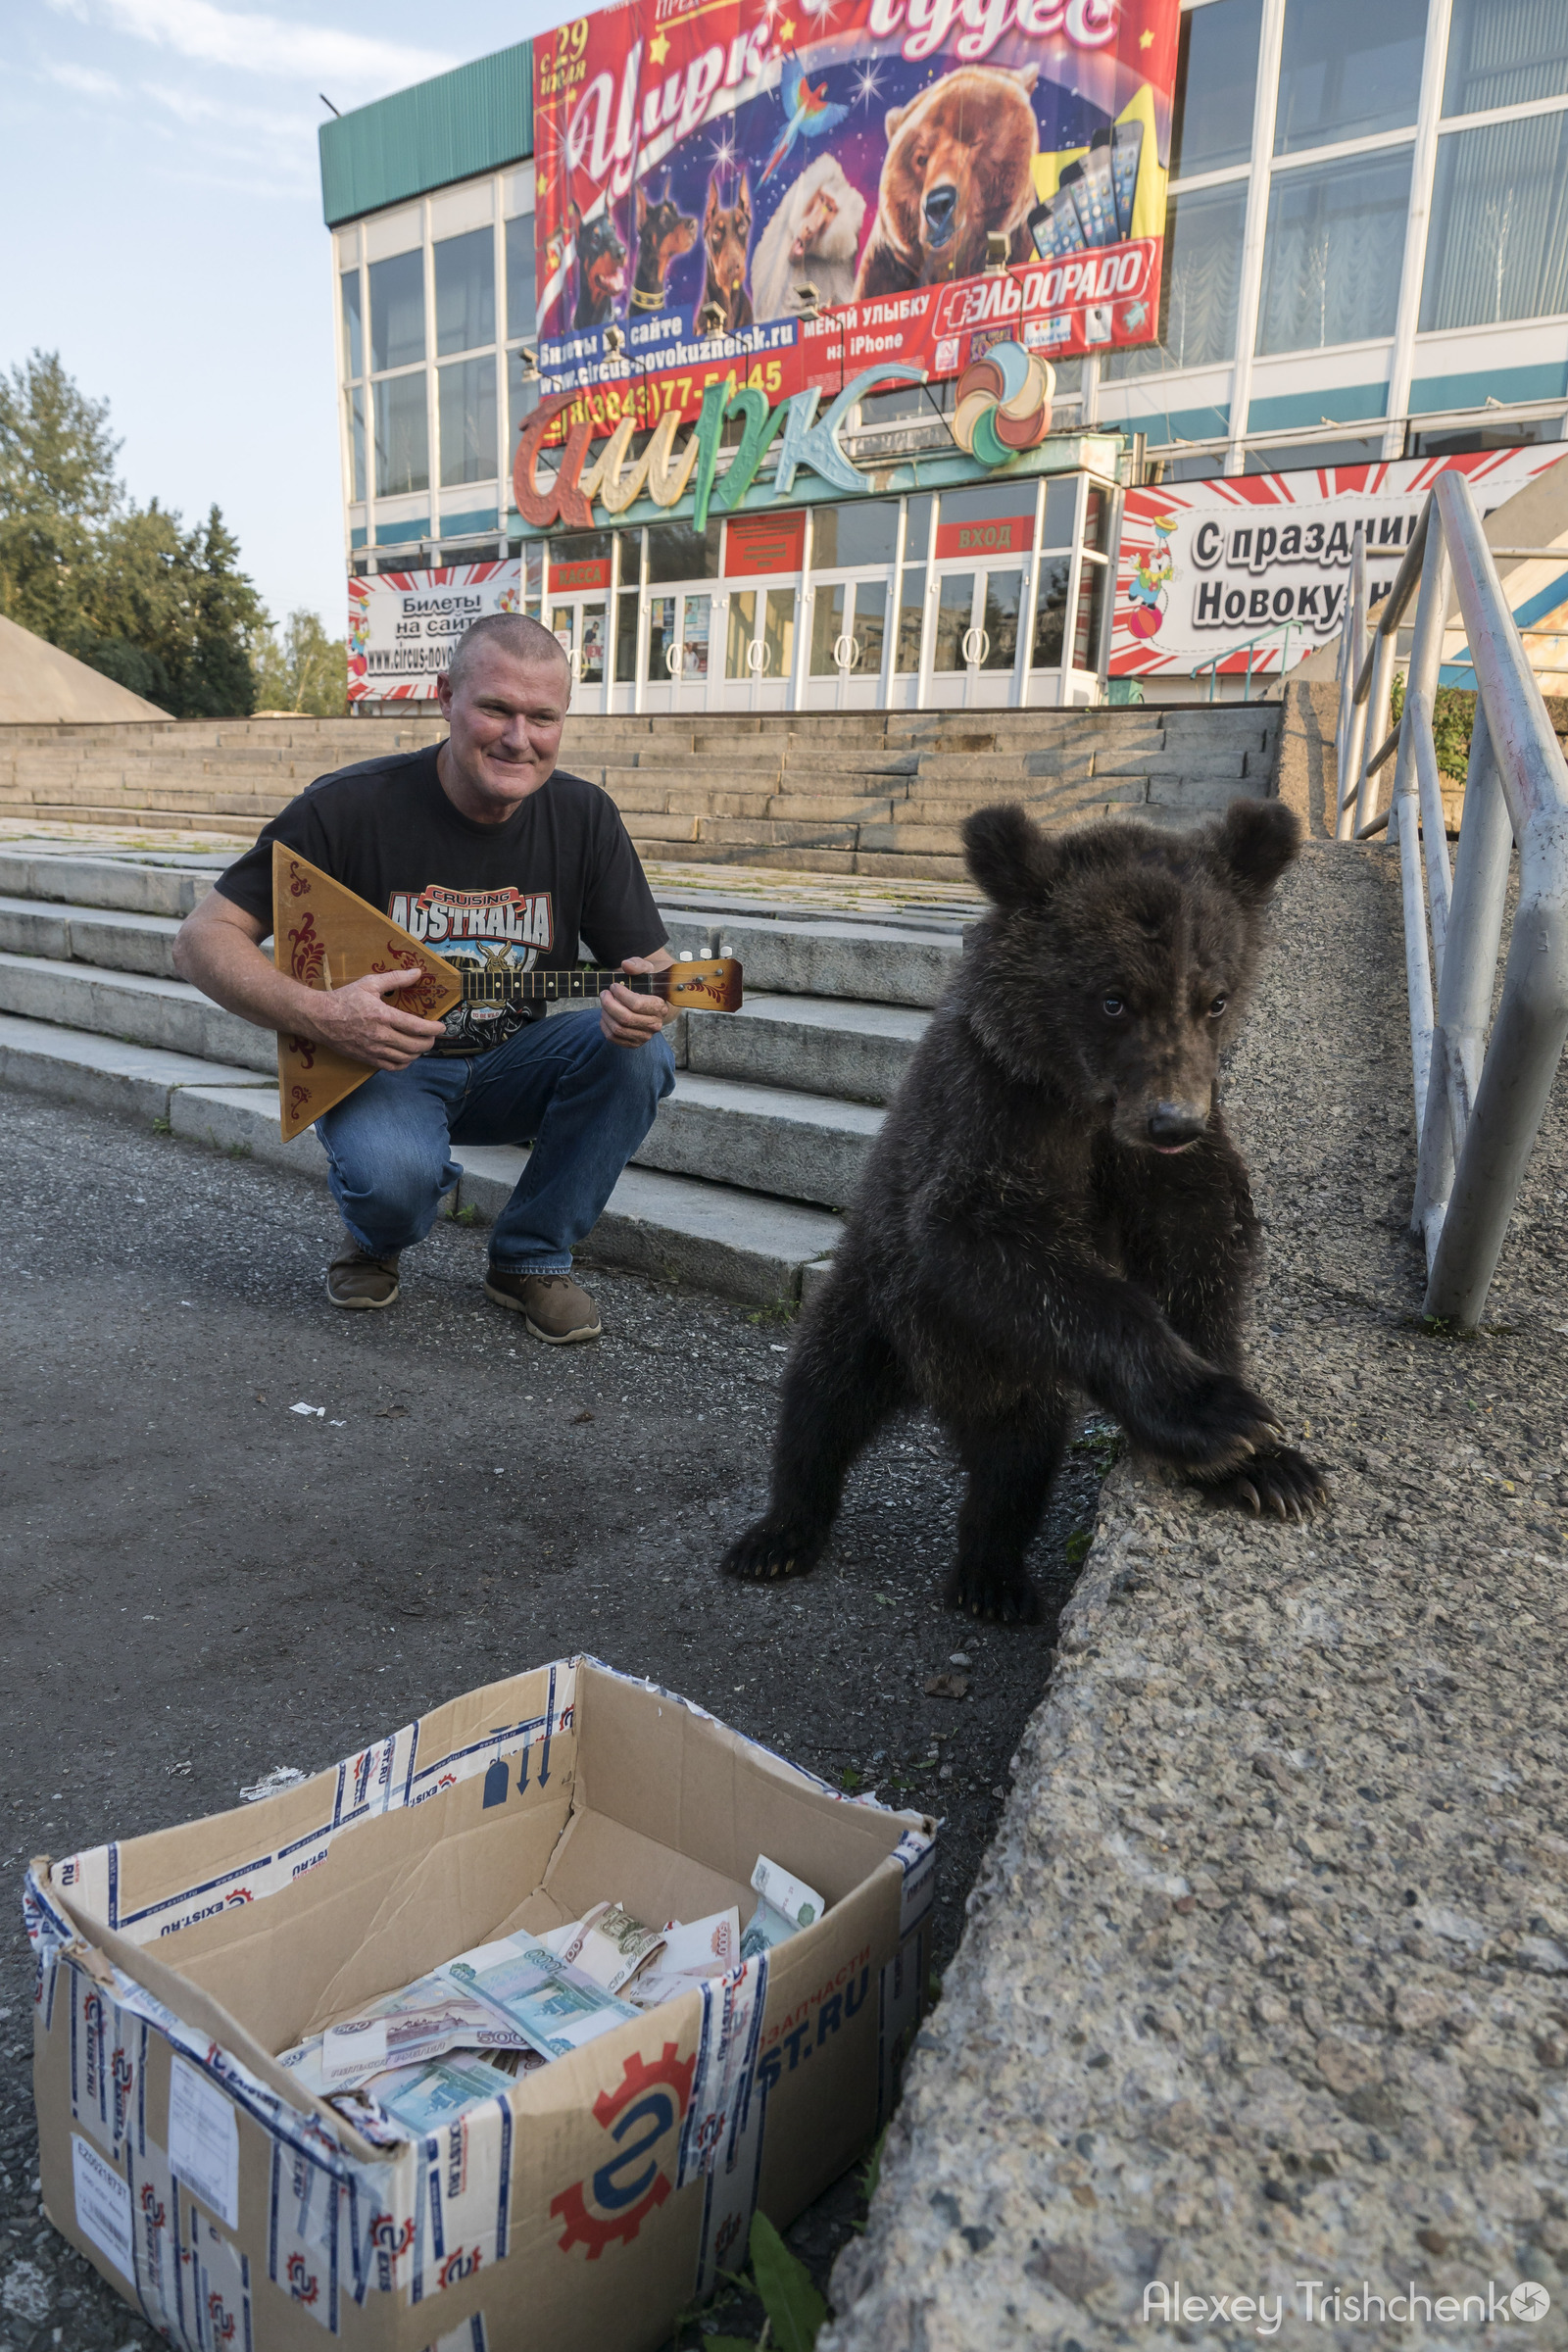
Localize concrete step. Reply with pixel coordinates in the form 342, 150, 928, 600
0, 1013, 840, 1304
0, 852, 214, 918
686, 993, 926, 1105
764, 795, 902, 823
711, 913, 964, 1006
635, 1070, 882, 1208
0, 951, 274, 1073
902, 784, 1146, 825
0, 896, 183, 978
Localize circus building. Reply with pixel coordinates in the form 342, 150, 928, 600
320, 0, 1568, 710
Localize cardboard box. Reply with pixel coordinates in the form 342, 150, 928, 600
25, 1656, 936, 2351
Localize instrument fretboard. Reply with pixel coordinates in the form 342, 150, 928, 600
460, 966, 660, 1006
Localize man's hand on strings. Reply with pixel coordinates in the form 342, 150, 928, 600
308, 968, 448, 1070
601, 953, 676, 1049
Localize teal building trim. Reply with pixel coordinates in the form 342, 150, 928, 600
1410, 361, 1568, 416
1246, 381, 1389, 435
1111, 401, 1231, 448
437, 508, 501, 537
319, 44, 533, 227
375, 516, 431, 546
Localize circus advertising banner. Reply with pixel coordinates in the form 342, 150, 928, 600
347, 562, 520, 703
1110, 448, 1568, 682
531, 0, 1178, 441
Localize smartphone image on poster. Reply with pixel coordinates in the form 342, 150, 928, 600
1053, 165, 1090, 255
1028, 192, 1083, 261
1111, 121, 1144, 239
1076, 135, 1118, 249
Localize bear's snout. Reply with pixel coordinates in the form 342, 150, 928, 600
922, 183, 958, 247
1146, 1101, 1209, 1152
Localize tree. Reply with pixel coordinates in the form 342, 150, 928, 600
254, 609, 348, 716
0, 348, 270, 718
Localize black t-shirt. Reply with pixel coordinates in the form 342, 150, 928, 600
214, 745, 666, 1054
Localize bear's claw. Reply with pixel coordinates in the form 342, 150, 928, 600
1198, 1443, 1330, 1524
946, 1562, 1040, 1625
720, 1520, 826, 1583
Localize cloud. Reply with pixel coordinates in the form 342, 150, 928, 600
42, 60, 122, 98
76, 0, 455, 95
142, 76, 308, 143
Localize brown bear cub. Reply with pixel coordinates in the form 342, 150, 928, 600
722, 797, 1329, 1622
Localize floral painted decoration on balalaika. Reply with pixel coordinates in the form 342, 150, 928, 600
270, 846, 742, 1143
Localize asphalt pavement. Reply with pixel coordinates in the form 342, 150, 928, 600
0, 1092, 1105, 2351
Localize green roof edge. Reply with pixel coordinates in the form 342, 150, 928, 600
318, 41, 535, 228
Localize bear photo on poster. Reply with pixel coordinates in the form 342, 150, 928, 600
724, 799, 1329, 1622
854, 64, 1043, 298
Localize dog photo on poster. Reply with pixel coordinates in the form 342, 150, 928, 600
533, 0, 1178, 430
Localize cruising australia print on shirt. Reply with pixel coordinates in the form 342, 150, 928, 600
385, 883, 555, 1053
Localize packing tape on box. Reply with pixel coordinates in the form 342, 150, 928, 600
49, 1665, 580, 1946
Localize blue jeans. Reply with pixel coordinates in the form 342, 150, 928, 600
316, 1009, 675, 1274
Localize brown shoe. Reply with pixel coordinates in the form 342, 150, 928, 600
484, 1266, 602, 1344
326, 1246, 400, 1310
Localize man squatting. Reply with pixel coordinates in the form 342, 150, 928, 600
173, 612, 676, 1344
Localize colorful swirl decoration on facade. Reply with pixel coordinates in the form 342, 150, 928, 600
950, 343, 1055, 466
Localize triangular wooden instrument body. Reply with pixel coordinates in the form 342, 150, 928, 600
273, 845, 463, 1142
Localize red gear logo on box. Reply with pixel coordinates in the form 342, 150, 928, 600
551, 2044, 696, 2259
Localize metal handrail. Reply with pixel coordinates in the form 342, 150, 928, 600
1190, 619, 1298, 704
1332, 469, 1568, 1325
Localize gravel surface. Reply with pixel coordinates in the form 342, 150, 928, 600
827, 842, 1568, 2350
0, 1091, 1106, 2350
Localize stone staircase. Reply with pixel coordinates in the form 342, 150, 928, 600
0, 706, 1280, 883
0, 844, 972, 1304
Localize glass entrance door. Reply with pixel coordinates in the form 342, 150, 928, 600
642, 588, 713, 712
721, 584, 797, 711
804, 572, 891, 709
925, 565, 1024, 709
550, 599, 609, 707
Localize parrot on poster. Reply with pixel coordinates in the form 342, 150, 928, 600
761, 57, 851, 183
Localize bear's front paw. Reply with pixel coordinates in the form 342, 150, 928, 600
1169, 1371, 1284, 1476
720, 1516, 828, 1583
945, 1558, 1040, 1626
1197, 1444, 1330, 1524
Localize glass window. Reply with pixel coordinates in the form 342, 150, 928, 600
1408, 418, 1565, 458
1160, 450, 1228, 480
435, 229, 496, 359
895, 568, 925, 670
1274, 0, 1427, 154
940, 482, 1038, 529
1243, 434, 1385, 470
1032, 556, 1070, 666
1072, 566, 1106, 670
811, 500, 899, 568
505, 213, 537, 342
1256, 150, 1412, 352
1102, 185, 1247, 377
904, 495, 932, 562
978, 571, 1021, 671
853, 580, 887, 677
615, 588, 640, 681
647, 521, 720, 580
762, 588, 796, 681
438, 356, 496, 487
727, 590, 757, 678
346, 386, 367, 503
372, 373, 428, 497
340, 270, 364, 379
1444, 0, 1568, 116
809, 582, 847, 673
647, 594, 676, 679
1041, 479, 1078, 546
1420, 115, 1568, 332
1171, 0, 1262, 177
680, 596, 710, 681
369, 250, 425, 372
933, 575, 974, 671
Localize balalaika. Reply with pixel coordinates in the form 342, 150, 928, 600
271, 845, 742, 1142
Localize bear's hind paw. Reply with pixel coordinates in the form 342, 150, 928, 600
720, 1518, 828, 1583
946, 1561, 1040, 1626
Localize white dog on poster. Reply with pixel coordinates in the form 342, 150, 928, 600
753, 153, 866, 323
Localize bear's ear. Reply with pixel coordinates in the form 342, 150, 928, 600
1012, 61, 1040, 93
963, 802, 1061, 906
1212, 798, 1299, 906
885, 100, 908, 140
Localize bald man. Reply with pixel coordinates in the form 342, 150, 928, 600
173, 612, 676, 1343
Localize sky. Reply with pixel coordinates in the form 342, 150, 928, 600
4, 0, 564, 637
